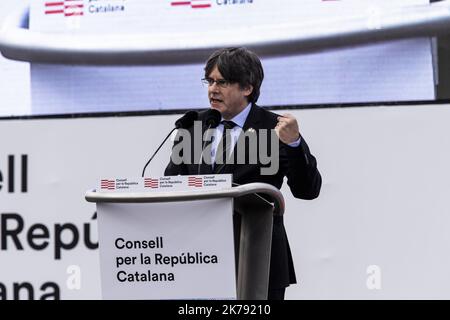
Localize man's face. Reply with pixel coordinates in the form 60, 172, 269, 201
207, 66, 253, 120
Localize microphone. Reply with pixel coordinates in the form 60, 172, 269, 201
142, 111, 198, 177
175, 110, 198, 129
204, 109, 221, 128
197, 109, 222, 174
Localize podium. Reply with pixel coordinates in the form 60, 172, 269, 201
86, 178, 284, 300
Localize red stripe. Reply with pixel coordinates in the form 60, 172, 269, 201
45, 2, 64, 7
65, 12, 84, 16
171, 1, 191, 6
65, 4, 83, 8
45, 9, 64, 14
192, 4, 211, 8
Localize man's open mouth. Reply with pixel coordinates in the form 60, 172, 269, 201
210, 98, 223, 103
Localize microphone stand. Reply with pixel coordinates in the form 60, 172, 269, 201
141, 127, 176, 177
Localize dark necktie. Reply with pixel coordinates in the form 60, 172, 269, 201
213, 120, 237, 173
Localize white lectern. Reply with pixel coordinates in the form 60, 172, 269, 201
86, 179, 284, 300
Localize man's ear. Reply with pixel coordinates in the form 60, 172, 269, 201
243, 85, 253, 98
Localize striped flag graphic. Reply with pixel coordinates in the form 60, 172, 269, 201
188, 176, 203, 187
100, 179, 115, 190
170, 0, 212, 9
144, 178, 159, 189
45, 0, 84, 16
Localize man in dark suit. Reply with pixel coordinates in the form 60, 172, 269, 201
164, 47, 321, 300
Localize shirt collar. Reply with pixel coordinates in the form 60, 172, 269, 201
222, 103, 252, 128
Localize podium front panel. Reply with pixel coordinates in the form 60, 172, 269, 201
97, 198, 236, 300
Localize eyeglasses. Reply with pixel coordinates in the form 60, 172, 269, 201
201, 77, 232, 88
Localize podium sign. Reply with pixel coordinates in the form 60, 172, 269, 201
96, 175, 236, 300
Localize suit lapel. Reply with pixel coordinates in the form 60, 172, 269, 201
242, 103, 261, 132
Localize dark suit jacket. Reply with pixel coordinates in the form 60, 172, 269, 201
164, 104, 321, 289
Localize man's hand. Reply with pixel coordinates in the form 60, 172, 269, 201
275, 113, 301, 145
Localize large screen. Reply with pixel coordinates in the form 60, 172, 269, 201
0, 0, 435, 117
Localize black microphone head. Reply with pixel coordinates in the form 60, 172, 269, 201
175, 111, 198, 129
205, 109, 221, 128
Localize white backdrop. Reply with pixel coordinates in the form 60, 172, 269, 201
1, 104, 450, 299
